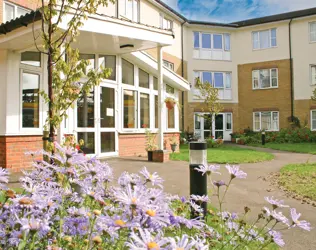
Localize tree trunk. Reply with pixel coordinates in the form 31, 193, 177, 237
48, 50, 55, 149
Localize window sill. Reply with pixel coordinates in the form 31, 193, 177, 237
252, 46, 278, 51
252, 87, 278, 90
192, 58, 232, 62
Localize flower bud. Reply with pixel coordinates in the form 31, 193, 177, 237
64, 236, 72, 242
92, 236, 102, 244
93, 210, 101, 216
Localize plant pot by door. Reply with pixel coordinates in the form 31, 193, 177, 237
148, 151, 153, 161
170, 144, 177, 153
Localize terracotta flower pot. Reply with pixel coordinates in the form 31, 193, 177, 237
165, 101, 175, 110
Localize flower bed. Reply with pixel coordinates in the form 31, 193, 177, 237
0, 144, 311, 249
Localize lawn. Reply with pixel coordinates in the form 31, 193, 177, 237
250, 143, 316, 154
170, 144, 274, 164
279, 163, 316, 201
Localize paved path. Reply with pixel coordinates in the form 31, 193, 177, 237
8, 147, 316, 249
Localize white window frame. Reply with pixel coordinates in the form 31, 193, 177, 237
252, 68, 278, 89
253, 111, 279, 132
163, 60, 174, 71
309, 22, 316, 43
165, 90, 178, 132
160, 14, 173, 30
252, 28, 277, 50
310, 65, 316, 85
311, 110, 316, 131
226, 113, 233, 131
19, 52, 43, 132
3, 1, 30, 23
123, 0, 139, 22
194, 32, 229, 51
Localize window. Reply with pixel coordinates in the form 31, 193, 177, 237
79, 54, 95, 73
139, 69, 149, 88
77, 91, 94, 128
309, 22, 316, 42
167, 108, 175, 129
125, 0, 138, 22
123, 90, 137, 128
311, 110, 316, 130
21, 72, 40, 128
153, 77, 158, 90
194, 32, 230, 51
194, 32, 200, 48
213, 34, 223, 49
311, 65, 316, 85
4, 2, 30, 23
214, 73, 224, 88
252, 68, 278, 89
253, 112, 279, 131
202, 33, 211, 49
224, 34, 230, 51
166, 85, 174, 94
252, 28, 277, 49
140, 93, 150, 128
163, 60, 174, 71
160, 15, 173, 30
99, 55, 116, 81
226, 113, 232, 130
21, 52, 41, 67
122, 59, 134, 85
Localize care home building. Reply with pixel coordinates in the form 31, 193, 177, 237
1, 0, 316, 171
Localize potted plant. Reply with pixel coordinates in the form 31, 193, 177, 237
145, 129, 157, 161
164, 97, 177, 110
169, 134, 179, 153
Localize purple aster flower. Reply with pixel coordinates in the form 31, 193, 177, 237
168, 235, 196, 250
290, 208, 312, 231
19, 217, 50, 234
225, 165, 247, 179
63, 216, 89, 236
190, 194, 209, 203
195, 164, 221, 176
213, 180, 226, 188
270, 210, 290, 226
140, 167, 164, 188
265, 196, 289, 209
169, 215, 205, 230
125, 228, 169, 250
114, 184, 147, 209
189, 201, 204, 214
141, 207, 171, 229
268, 230, 285, 247
0, 168, 9, 189
180, 196, 187, 203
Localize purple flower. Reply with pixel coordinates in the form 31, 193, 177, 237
225, 165, 247, 179
290, 208, 312, 231
265, 196, 289, 209
19, 217, 50, 235
270, 210, 290, 226
213, 180, 226, 187
268, 230, 285, 247
195, 165, 221, 176
190, 195, 209, 203
140, 167, 164, 188
63, 216, 89, 236
168, 235, 196, 250
0, 168, 9, 189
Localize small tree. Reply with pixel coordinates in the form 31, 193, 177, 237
194, 77, 223, 138
33, 0, 114, 149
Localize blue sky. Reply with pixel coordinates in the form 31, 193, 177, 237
162, 0, 316, 23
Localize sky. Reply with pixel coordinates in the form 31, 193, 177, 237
161, 0, 316, 23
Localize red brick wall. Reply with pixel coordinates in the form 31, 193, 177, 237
0, 135, 42, 172
119, 133, 180, 157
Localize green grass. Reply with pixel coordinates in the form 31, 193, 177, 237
279, 163, 316, 201
250, 143, 316, 154
170, 144, 274, 164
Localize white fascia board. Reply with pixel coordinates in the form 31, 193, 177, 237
129, 51, 190, 91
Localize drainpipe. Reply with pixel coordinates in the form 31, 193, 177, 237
181, 20, 186, 131
289, 19, 294, 121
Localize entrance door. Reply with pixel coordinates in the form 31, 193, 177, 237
215, 114, 224, 139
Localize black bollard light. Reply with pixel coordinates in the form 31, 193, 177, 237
189, 142, 208, 218
262, 131, 266, 145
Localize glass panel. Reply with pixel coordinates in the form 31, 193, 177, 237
166, 85, 174, 94
122, 59, 134, 85
254, 113, 260, 131
215, 131, 224, 139
194, 32, 200, 48
133, 0, 138, 22
195, 114, 201, 129
101, 132, 115, 153
312, 66, 316, 85
225, 73, 232, 88
140, 93, 150, 129
202, 72, 212, 84
224, 34, 230, 51
22, 72, 40, 128
202, 33, 211, 49
153, 77, 158, 90
123, 90, 137, 128
126, 0, 133, 20
253, 70, 259, 89
99, 55, 116, 81
204, 131, 211, 139
77, 90, 94, 128
79, 54, 95, 73
261, 112, 271, 130
155, 95, 158, 128
77, 132, 95, 154
226, 113, 232, 130
17, 7, 29, 17
215, 114, 223, 130
168, 108, 175, 129
214, 73, 224, 88
312, 111, 316, 130
204, 114, 212, 130
310, 23, 316, 42
213, 34, 223, 49
260, 69, 270, 88
21, 52, 41, 67
139, 69, 149, 88
100, 87, 115, 128
259, 30, 270, 49
271, 28, 277, 47
253, 32, 259, 49
5, 3, 14, 22
272, 112, 279, 131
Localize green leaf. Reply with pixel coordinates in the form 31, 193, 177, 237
18, 240, 27, 250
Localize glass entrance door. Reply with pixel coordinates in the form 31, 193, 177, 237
215, 114, 224, 139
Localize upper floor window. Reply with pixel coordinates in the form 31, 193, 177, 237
253, 111, 279, 131
311, 65, 316, 85
21, 52, 41, 67
309, 22, 316, 42
252, 28, 277, 50
160, 14, 173, 30
4, 2, 30, 23
252, 68, 278, 89
124, 0, 139, 22
163, 60, 174, 71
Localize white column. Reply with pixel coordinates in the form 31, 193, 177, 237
212, 114, 216, 138
157, 46, 165, 150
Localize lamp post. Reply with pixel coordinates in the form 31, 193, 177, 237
262, 131, 266, 145
189, 142, 207, 218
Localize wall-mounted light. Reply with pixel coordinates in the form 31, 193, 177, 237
120, 44, 134, 49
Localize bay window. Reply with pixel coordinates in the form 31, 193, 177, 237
310, 65, 316, 85
252, 28, 277, 50
123, 90, 137, 128
309, 22, 316, 42
252, 68, 278, 89
311, 110, 316, 130
4, 2, 30, 23
122, 59, 134, 86
253, 111, 279, 131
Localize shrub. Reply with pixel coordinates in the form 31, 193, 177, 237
206, 136, 223, 148
0, 144, 311, 249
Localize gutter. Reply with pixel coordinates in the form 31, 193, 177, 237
181, 20, 186, 131
289, 19, 294, 121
